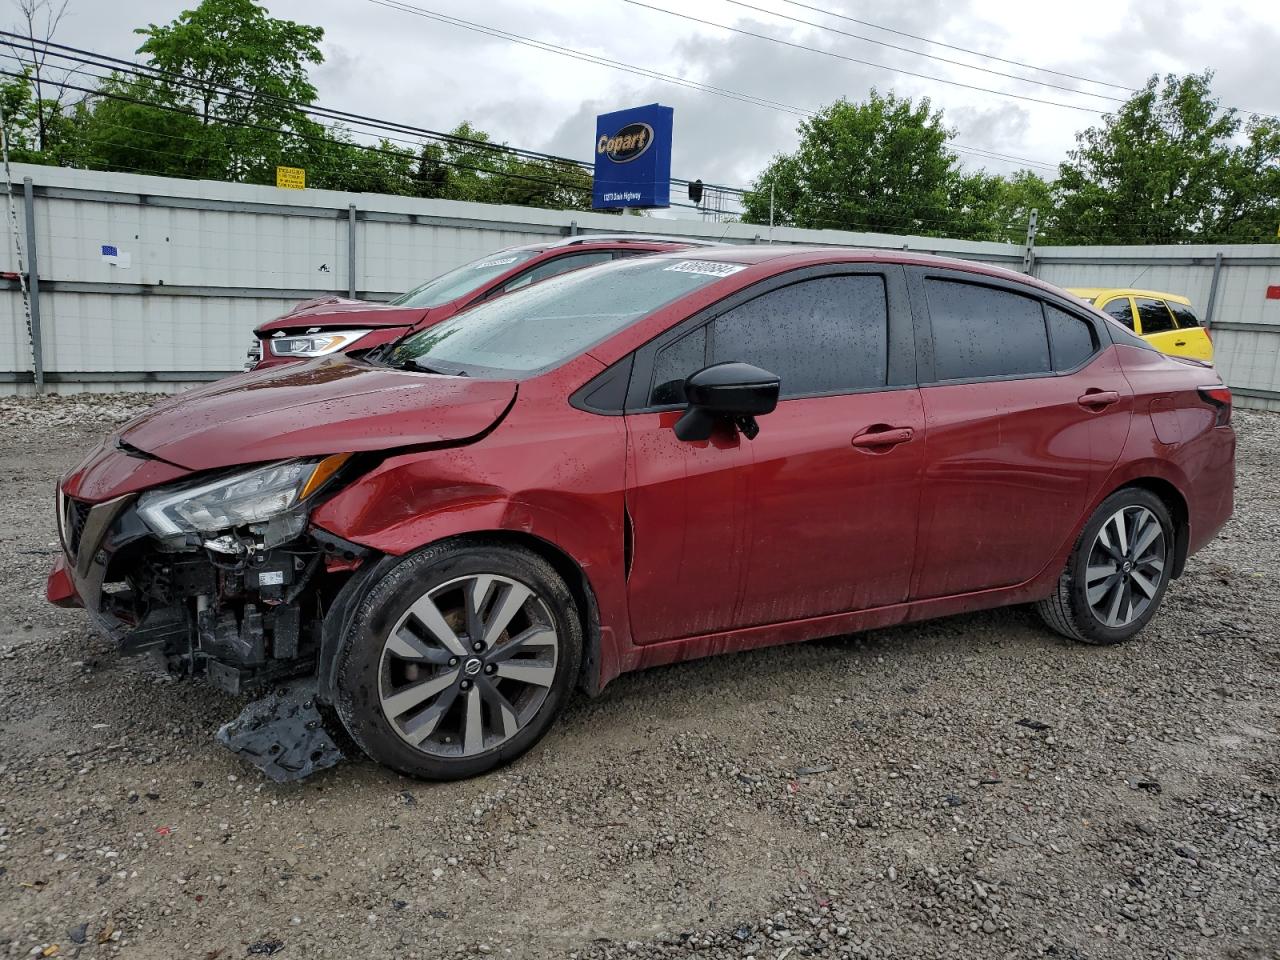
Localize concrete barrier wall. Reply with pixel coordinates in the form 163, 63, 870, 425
3, 163, 1278, 409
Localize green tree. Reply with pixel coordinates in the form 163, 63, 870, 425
0, 68, 85, 166
949, 169, 1056, 244
742, 92, 959, 235
77, 0, 325, 182
413, 123, 592, 210
1055, 72, 1280, 243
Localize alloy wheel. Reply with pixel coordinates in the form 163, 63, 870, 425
1084, 505, 1167, 628
378, 574, 559, 757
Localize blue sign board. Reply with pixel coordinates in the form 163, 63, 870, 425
592, 103, 673, 210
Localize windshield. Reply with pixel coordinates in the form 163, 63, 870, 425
386, 256, 746, 376
389, 249, 538, 308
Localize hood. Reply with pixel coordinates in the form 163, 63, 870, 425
119, 358, 516, 472
255, 301, 430, 335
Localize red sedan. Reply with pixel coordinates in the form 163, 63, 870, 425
247, 234, 706, 369
49, 246, 1235, 782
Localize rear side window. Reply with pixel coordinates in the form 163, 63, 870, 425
1134, 297, 1177, 335
503, 251, 613, 292
708, 275, 888, 398
1044, 305, 1098, 370
925, 279, 1049, 381
1101, 297, 1135, 330
1168, 302, 1201, 328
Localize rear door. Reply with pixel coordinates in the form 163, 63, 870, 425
908, 269, 1132, 599
1137, 298, 1213, 361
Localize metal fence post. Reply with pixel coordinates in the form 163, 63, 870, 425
1022, 208, 1039, 276
21, 177, 43, 394
1203, 251, 1224, 329
347, 203, 357, 299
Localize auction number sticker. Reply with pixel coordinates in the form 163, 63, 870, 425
664, 260, 745, 277
473, 256, 520, 270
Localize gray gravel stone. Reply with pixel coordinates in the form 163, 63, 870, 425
0, 396, 1276, 959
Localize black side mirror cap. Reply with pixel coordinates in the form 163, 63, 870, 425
674, 362, 781, 442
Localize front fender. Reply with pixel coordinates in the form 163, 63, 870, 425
307, 413, 632, 692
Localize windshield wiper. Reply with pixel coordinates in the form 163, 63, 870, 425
399, 358, 468, 376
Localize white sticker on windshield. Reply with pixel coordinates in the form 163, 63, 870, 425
664, 259, 746, 277
472, 256, 520, 270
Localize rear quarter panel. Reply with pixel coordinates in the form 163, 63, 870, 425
1108, 345, 1234, 559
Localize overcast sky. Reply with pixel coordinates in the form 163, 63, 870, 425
17, 0, 1280, 214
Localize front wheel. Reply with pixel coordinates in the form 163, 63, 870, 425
1036, 488, 1174, 645
333, 540, 582, 781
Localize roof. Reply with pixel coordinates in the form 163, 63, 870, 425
1066, 287, 1193, 305
641, 244, 1074, 295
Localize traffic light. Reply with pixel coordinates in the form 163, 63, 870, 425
688, 179, 703, 205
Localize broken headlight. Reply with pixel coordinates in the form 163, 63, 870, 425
137, 456, 350, 537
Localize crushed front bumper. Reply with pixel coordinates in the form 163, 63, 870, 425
46, 489, 347, 782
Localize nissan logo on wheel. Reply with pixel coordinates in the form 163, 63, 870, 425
597, 122, 654, 163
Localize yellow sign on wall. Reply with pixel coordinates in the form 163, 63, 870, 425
276, 166, 306, 190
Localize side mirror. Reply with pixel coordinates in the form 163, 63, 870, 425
674, 362, 780, 442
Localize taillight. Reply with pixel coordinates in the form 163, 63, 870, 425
1198, 385, 1232, 426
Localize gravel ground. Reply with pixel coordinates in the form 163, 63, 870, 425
0, 395, 1276, 960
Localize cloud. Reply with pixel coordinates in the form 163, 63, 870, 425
31, 0, 1280, 206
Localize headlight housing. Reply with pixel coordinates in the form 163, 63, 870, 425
268, 329, 372, 358
137, 455, 350, 537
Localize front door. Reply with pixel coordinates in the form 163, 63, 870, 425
625, 268, 922, 643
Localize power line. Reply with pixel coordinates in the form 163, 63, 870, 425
0, 65, 601, 201
360, 0, 1061, 171
363, 0, 814, 118
620, 0, 1107, 114
772, 0, 1135, 92
0, 33, 749, 199
770, 0, 1278, 121
715, 0, 1124, 103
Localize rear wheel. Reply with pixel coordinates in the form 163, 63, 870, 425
334, 540, 581, 780
1036, 488, 1174, 645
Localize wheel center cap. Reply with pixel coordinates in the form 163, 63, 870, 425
463, 657, 483, 676
1122, 560, 1133, 573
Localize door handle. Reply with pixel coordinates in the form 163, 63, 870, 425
1077, 390, 1120, 409
1174, 340, 1187, 347
851, 427, 913, 449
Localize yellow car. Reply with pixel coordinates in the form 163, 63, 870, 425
1067, 288, 1214, 362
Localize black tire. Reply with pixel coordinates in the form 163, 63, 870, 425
333, 539, 582, 781
1035, 488, 1175, 645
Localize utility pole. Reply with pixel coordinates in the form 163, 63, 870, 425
0, 99, 40, 393
768, 180, 775, 243
1022, 208, 1039, 276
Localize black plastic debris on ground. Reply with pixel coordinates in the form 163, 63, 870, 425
1016, 718, 1052, 731
216, 682, 343, 783
247, 938, 286, 955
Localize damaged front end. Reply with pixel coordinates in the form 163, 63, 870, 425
49, 453, 371, 781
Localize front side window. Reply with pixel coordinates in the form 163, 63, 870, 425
926, 279, 1049, 381
650, 326, 707, 405
387, 256, 740, 376
502, 251, 613, 293
390, 249, 538, 308
707, 275, 889, 399
1135, 297, 1177, 335
1101, 297, 1136, 330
